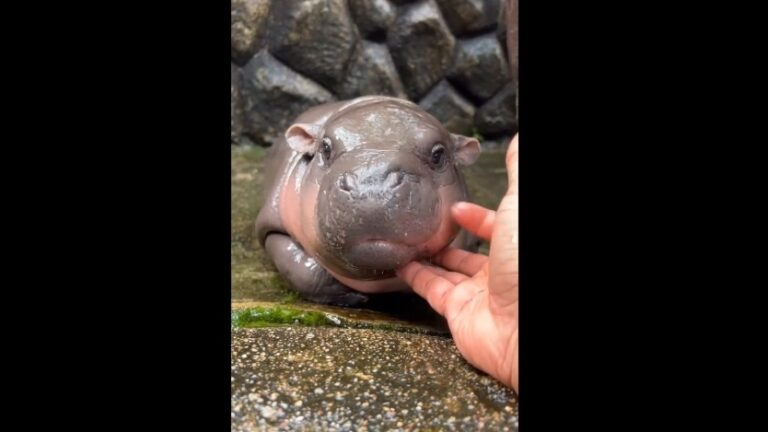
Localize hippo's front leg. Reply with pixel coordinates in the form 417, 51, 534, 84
264, 233, 369, 307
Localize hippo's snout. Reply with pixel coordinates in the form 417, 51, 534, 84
337, 169, 406, 196
317, 160, 442, 272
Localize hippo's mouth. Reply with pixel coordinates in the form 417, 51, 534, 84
343, 239, 420, 270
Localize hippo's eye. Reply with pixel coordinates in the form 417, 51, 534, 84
320, 137, 332, 163
430, 144, 447, 169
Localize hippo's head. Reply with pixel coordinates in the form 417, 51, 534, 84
285, 98, 480, 281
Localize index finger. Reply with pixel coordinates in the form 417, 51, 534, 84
397, 262, 456, 317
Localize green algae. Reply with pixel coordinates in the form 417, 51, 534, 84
232, 306, 333, 328
231, 305, 447, 336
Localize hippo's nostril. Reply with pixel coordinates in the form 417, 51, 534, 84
385, 171, 404, 189
339, 173, 357, 192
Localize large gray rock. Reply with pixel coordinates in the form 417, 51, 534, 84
435, 0, 499, 35
232, 327, 518, 431
334, 41, 406, 99
231, 0, 271, 66
240, 51, 335, 145
475, 82, 517, 136
348, 0, 396, 38
230, 0, 515, 145
419, 80, 476, 135
447, 34, 510, 101
267, 0, 359, 89
388, 0, 455, 100
231, 63, 243, 143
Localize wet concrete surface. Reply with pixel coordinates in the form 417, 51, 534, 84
232, 327, 518, 431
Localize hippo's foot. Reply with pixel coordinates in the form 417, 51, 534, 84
302, 279, 370, 307
264, 233, 370, 307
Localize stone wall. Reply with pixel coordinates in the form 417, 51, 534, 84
231, 0, 518, 146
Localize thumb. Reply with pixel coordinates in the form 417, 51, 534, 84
488, 134, 518, 311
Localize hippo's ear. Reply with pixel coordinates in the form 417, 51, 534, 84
285, 123, 322, 154
451, 134, 481, 166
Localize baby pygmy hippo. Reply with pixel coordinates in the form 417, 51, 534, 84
255, 96, 481, 306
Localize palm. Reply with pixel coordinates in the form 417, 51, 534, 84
450, 265, 518, 389
399, 135, 519, 390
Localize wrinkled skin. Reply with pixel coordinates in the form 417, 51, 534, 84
255, 96, 481, 306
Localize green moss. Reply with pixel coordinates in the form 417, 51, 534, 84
278, 289, 300, 305
231, 305, 447, 335
232, 306, 341, 328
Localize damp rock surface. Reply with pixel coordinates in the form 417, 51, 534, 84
334, 41, 407, 99
474, 82, 517, 136
447, 34, 510, 101
240, 51, 336, 145
349, 0, 397, 38
231, 63, 244, 143
231, 0, 518, 144
435, 0, 500, 35
387, 0, 456, 100
231, 0, 272, 65
267, 0, 359, 89
419, 80, 476, 135
231, 327, 518, 431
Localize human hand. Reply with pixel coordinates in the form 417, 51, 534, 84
398, 134, 519, 391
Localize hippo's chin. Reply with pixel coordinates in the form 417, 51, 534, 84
343, 240, 420, 270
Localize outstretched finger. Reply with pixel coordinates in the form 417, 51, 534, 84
451, 202, 496, 242
398, 262, 458, 317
